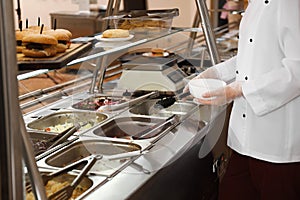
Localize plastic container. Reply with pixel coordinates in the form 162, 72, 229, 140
105, 8, 179, 35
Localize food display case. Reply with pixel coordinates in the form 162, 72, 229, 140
105, 8, 179, 35
0, 1, 240, 199
19, 30, 233, 199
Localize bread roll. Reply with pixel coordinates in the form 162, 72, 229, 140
102, 29, 130, 38
151, 48, 166, 56
54, 29, 72, 38
15, 30, 30, 53
22, 34, 58, 45
22, 46, 57, 58
22, 34, 58, 57
44, 30, 71, 52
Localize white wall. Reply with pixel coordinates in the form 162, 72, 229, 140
15, 0, 77, 29
14, 0, 198, 30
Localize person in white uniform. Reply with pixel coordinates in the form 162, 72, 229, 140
188, 0, 300, 199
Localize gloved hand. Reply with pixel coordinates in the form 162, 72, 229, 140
183, 67, 220, 93
194, 81, 244, 106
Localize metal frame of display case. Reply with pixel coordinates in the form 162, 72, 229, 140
196, 0, 221, 65
0, 1, 47, 199
82, 0, 223, 94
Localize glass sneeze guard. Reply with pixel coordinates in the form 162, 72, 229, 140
67, 29, 183, 66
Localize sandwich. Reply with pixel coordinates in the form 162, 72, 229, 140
102, 29, 130, 38
44, 30, 71, 53
151, 48, 165, 56
54, 28, 72, 40
15, 30, 29, 53
22, 34, 58, 57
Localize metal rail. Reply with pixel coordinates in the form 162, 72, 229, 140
0, 1, 47, 199
20, 81, 91, 110
19, 62, 124, 111
19, 74, 93, 101
195, 0, 221, 65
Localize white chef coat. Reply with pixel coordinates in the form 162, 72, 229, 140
212, 0, 300, 163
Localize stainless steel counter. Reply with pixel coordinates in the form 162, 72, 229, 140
23, 89, 228, 200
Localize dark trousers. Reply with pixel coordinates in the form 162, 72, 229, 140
219, 150, 300, 200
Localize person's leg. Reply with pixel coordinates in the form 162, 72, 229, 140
218, 150, 259, 200
249, 158, 300, 200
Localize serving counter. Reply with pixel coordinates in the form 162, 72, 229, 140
23, 91, 229, 200
19, 27, 235, 199
0, 0, 242, 199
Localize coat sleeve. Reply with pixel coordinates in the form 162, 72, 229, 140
242, 1, 300, 116
212, 56, 237, 83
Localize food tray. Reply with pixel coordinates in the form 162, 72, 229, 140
17, 42, 92, 70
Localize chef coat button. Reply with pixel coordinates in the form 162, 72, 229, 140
236, 70, 239, 74
237, 35, 239, 39
245, 76, 248, 80
265, 0, 269, 4
249, 38, 253, 42
242, 114, 246, 118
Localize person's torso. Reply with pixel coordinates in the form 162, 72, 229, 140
228, 0, 300, 163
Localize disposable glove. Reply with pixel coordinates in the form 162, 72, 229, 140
194, 81, 244, 106
183, 67, 220, 93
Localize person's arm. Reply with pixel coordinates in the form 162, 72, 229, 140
191, 56, 241, 106
192, 56, 237, 81
211, 56, 237, 83
243, 1, 300, 116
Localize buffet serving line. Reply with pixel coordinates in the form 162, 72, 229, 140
20, 27, 234, 199
23, 86, 228, 200
9, 1, 240, 199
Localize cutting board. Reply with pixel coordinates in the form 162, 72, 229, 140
17, 42, 92, 70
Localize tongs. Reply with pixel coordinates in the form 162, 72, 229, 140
35, 123, 82, 156
27, 155, 100, 199
48, 123, 82, 149
131, 114, 179, 139
148, 96, 176, 115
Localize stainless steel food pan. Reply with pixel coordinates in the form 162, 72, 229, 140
72, 95, 126, 111
25, 173, 93, 200
27, 111, 108, 133
71, 91, 159, 112
28, 131, 57, 155
45, 139, 141, 168
43, 139, 142, 176
129, 100, 197, 117
93, 116, 166, 139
